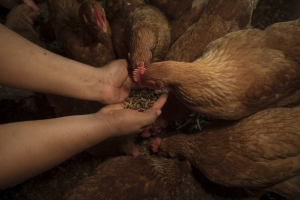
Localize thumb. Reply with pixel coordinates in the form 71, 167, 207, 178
136, 92, 167, 126
146, 93, 168, 112
136, 108, 162, 128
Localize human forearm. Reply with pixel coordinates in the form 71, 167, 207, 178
0, 93, 167, 189
0, 114, 109, 189
0, 24, 103, 101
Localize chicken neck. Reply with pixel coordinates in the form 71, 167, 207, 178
128, 26, 156, 69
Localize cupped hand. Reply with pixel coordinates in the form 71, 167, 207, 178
95, 93, 168, 138
98, 59, 137, 104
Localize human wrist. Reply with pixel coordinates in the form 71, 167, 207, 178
87, 67, 108, 103
88, 112, 114, 140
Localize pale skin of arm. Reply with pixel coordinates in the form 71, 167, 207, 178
0, 24, 168, 189
0, 24, 132, 105
0, 94, 167, 189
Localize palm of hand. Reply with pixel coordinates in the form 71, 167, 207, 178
99, 103, 148, 137
100, 59, 132, 104
96, 93, 167, 137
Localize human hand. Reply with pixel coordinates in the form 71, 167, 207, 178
98, 59, 138, 104
94, 93, 168, 138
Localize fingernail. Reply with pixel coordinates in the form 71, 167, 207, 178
156, 109, 162, 116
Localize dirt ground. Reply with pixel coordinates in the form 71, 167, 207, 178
0, 0, 297, 199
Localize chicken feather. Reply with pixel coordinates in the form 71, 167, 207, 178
61, 156, 191, 200
149, 0, 209, 45
146, 0, 258, 134
108, 2, 170, 69
151, 106, 300, 199
139, 19, 300, 120
165, 0, 258, 62
47, 0, 115, 67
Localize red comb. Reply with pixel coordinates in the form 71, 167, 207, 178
94, 5, 104, 29
133, 62, 146, 84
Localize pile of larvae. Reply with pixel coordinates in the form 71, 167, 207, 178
123, 90, 161, 112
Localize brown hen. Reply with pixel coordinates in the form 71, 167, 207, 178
108, 1, 171, 70
61, 156, 191, 200
47, 0, 115, 67
151, 106, 300, 199
165, 0, 259, 62
105, 0, 144, 23
136, 19, 300, 120
145, 0, 258, 134
149, 0, 209, 45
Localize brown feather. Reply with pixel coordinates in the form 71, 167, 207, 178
149, 0, 209, 46
47, 0, 115, 67
153, 106, 300, 199
61, 156, 191, 200
165, 0, 258, 62
148, 0, 257, 134
142, 19, 300, 120
108, 2, 170, 69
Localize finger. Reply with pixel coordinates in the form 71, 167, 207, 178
149, 93, 168, 110
135, 110, 160, 128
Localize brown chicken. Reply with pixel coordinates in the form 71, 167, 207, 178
151, 106, 300, 199
107, 1, 171, 70
134, 19, 300, 120
47, 0, 115, 67
61, 156, 191, 200
4, 3, 41, 45
165, 0, 259, 62
105, 0, 144, 23
149, 0, 209, 45
145, 0, 258, 134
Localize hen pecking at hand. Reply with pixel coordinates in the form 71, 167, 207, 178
143, 0, 258, 135
151, 106, 300, 199
107, 1, 171, 71
135, 19, 300, 120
